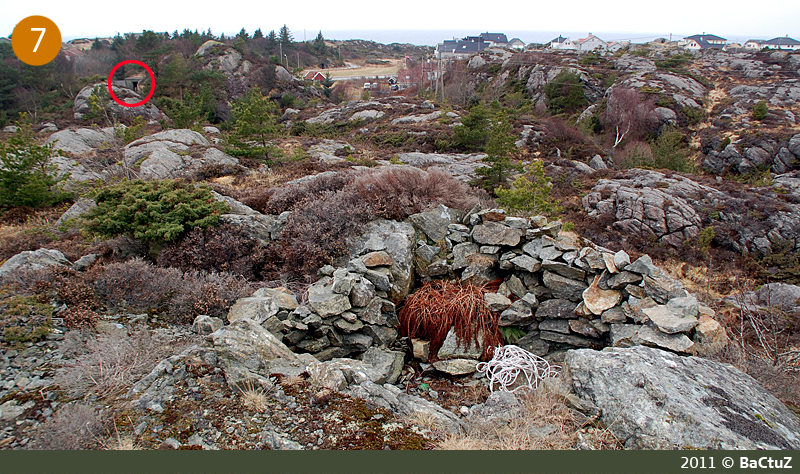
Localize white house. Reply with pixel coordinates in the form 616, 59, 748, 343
508, 38, 526, 50
548, 35, 576, 50
606, 41, 627, 53
576, 33, 608, 53
744, 39, 765, 50
682, 34, 726, 50
763, 36, 800, 51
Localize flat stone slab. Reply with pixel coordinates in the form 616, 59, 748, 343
565, 346, 800, 449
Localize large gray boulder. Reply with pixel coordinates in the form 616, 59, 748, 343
209, 318, 301, 387
725, 282, 800, 315
73, 83, 164, 121
123, 130, 236, 180
565, 346, 800, 450
346, 381, 461, 432
46, 127, 118, 155
0, 249, 72, 281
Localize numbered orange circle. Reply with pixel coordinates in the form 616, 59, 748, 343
12, 16, 62, 66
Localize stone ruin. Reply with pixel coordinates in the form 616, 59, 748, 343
212, 204, 729, 373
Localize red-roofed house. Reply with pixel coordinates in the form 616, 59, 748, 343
304, 71, 326, 82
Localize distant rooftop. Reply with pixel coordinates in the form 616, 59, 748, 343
480, 32, 508, 44
765, 36, 800, 46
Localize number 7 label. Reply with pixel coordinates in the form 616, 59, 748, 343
11, 16, 61, 66
31, 28, 46, 52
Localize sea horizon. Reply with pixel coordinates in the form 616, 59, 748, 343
58, 29, 772, 47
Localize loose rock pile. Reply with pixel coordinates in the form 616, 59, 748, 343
215, 202, 728, 372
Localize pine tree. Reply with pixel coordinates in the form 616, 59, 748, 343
453, 104, 491, 151
266, 30, 277, 47
495, 160, 560, 215
253, 28, 264, 39
313, 31, 327, 54
474, 112, 523, 190
225, 87, 280, 163
322, 73, 334, 98
0, 119, 69, 209
279, 25, 293, 44
237, 28, 249, 40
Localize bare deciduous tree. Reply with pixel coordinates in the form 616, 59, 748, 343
604, 87, 657, 149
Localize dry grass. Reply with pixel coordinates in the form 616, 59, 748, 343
35, 403, 106, 449
659, 259, 737, 304
398, 280, 503, 361
55, 328, 198, 400
238, 380, 272, 413
437, 379, 621, 450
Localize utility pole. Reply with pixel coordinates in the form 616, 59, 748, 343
297, 52, 300, 69
279, 42, 283, 67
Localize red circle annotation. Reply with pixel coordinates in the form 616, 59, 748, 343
107, 60, 155, 108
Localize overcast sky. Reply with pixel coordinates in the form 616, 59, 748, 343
4, 0, 800, 44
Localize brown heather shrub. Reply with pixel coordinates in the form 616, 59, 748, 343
264, 170, 356, 214
265, 190, 375, 280
86, 235, 149, 263
35, 403, 106, 449
352, 167, 483, 221
259, 167, 487, 280
0, 224, 88, 263
87, 259, 256, 322
157, 224, 268, 280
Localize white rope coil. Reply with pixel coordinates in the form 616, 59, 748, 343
476, 345, 561, 393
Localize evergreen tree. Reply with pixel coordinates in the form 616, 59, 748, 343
453, 105, 491, 151
253, 28, 264, 39
322, 73, 334, 98
225, 87, 280, 163
544, 70, 587, 115
313, 31, 327, 54
0, 119, 69, 209
279, 25, 293, 44
473, 112, 523, 190
237, 28, 249, 40
91, 37, 104, 50
266, 30, 278, 46
495, 160, 560, 215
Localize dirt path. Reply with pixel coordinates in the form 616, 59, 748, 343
305, 59, 403, 81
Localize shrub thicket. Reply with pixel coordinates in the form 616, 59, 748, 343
752, 100, 768, 121
157, 223, 268, 279
263, 167, 484, 279
0, 121, 70, 210
82, 179, 229, 246
544, 70, 587, 115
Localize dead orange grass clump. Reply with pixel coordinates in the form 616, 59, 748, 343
398, 280, 502, 361
438, 379, 621, 450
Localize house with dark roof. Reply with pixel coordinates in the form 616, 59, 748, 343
436, 35, 491, 58
764, 36, 800, 51
548, 35, 576, 50
480, 33, 508, 46
683, 34, 727, 50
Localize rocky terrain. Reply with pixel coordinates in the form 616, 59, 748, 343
0, 36, 799, 451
